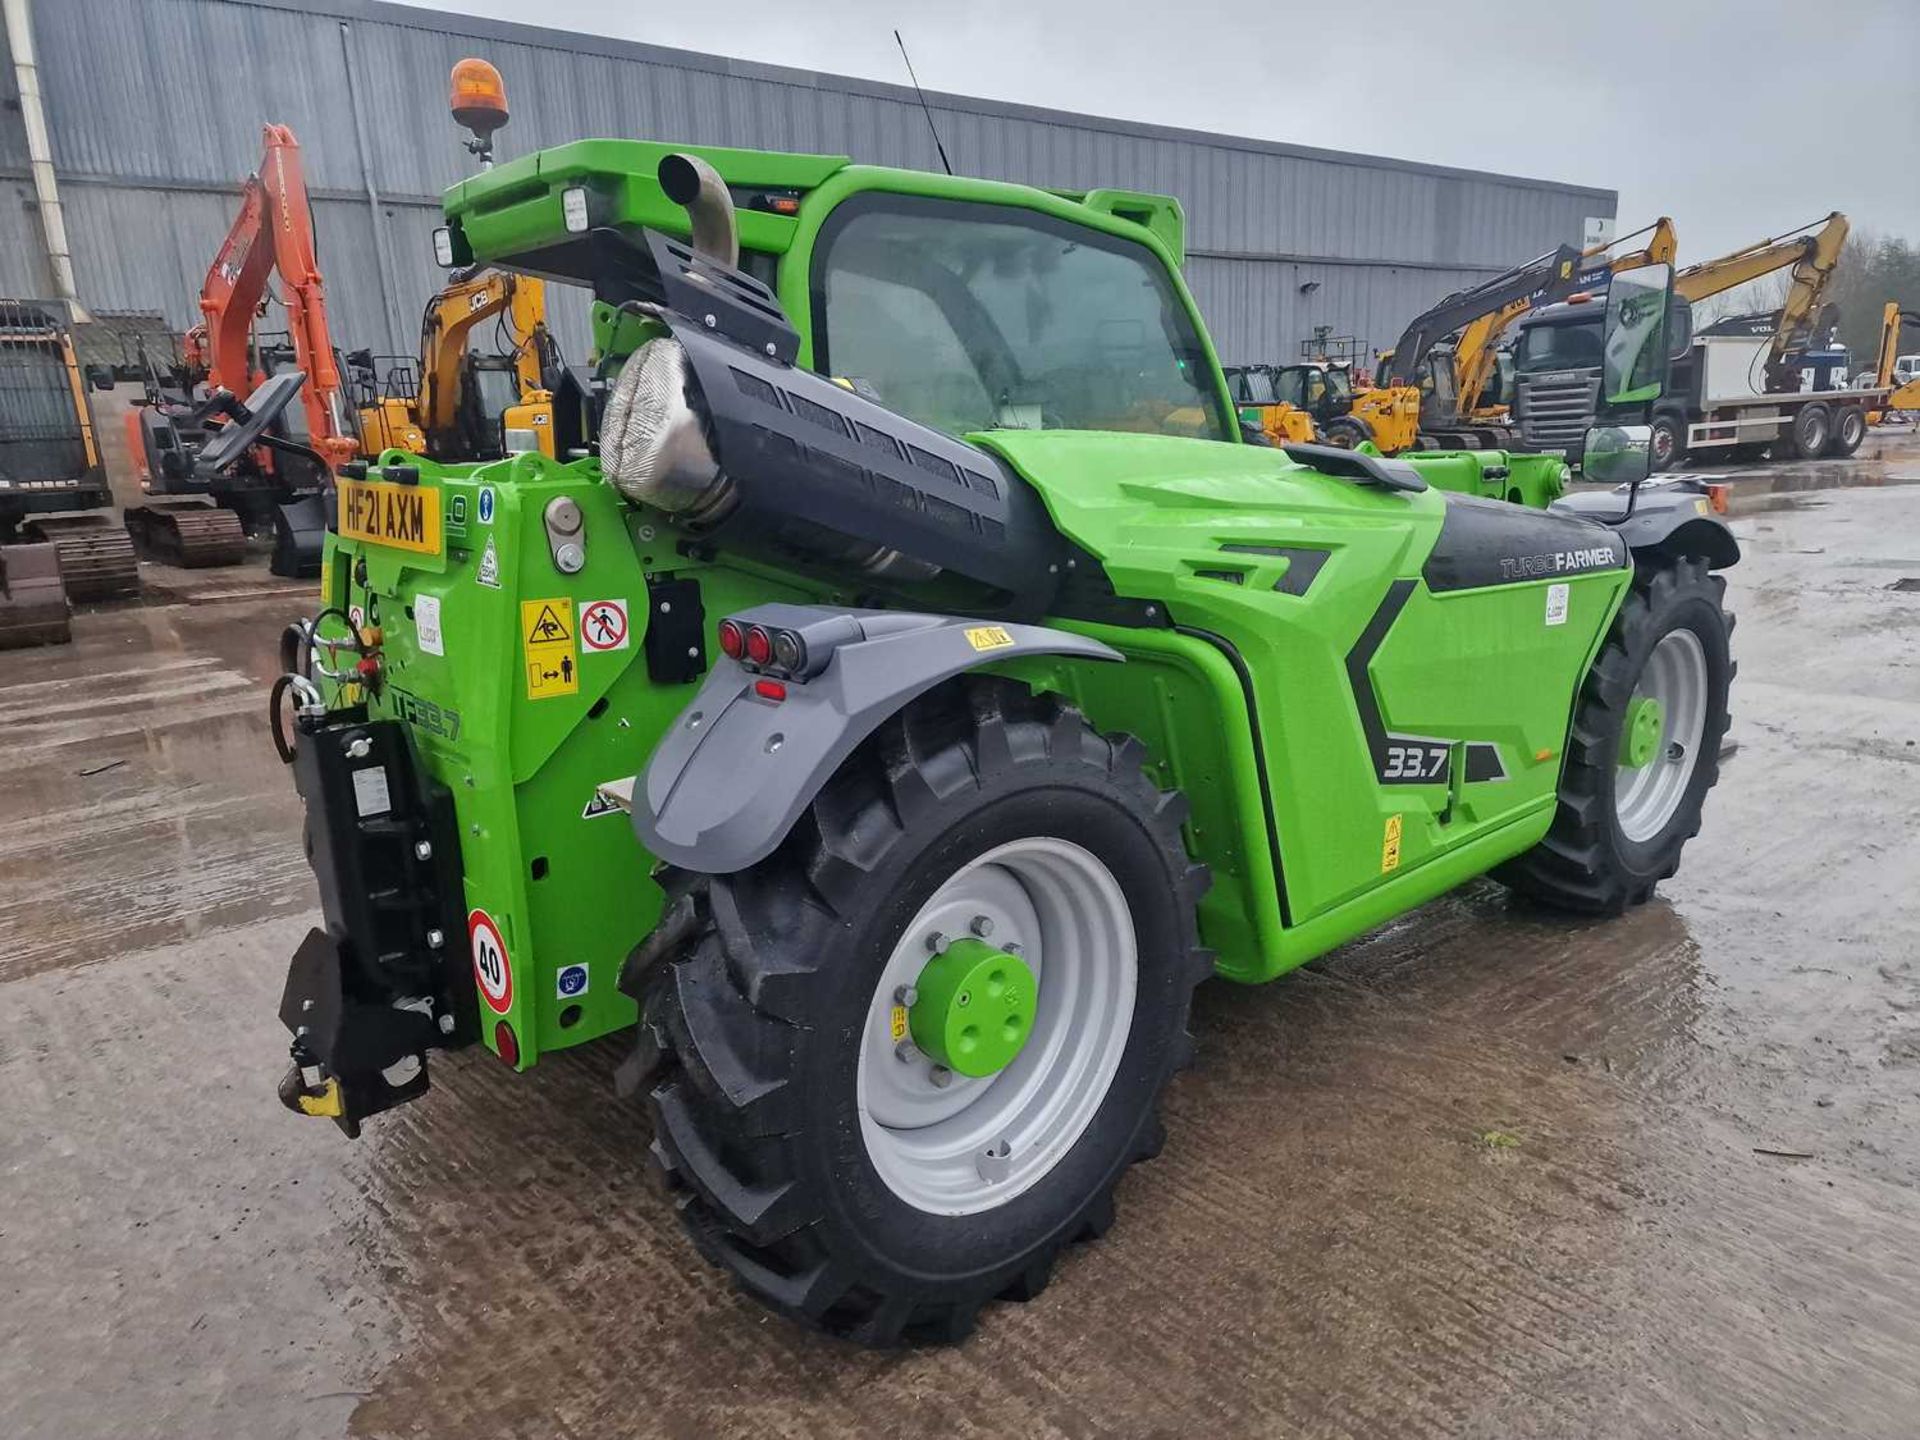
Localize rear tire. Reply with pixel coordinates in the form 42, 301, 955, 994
1494, 556, 1733, 914
1650, 413, 1686, 471
642, 678, 1210, 1345
1827, 405, 1866, 457
1780, 402, 1831, 460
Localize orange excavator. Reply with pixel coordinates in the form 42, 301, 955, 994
125, 124, 358, 575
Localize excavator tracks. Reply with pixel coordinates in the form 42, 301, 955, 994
124, 499, 248, 568
0, 543, 73, 649
25, 515, 141, 602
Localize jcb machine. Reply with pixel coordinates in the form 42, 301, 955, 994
126, 125, 357, 575
1514, 212, 1871, 468
271, 88, 1734, 1346
0, 300, 140, 648
356, 267, 561, 461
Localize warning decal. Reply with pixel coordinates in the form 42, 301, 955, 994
521, 597, 579, 699
964, 625, 1015, 652
581, 598, 630, 653
475, 536, 501, 589
1381, 813, 1403, 874
469, 909, 514, 1014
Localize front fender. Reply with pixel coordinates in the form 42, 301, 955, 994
1551, 484, 1741, 569
631, 606, 1122, 873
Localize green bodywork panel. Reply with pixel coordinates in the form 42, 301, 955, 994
313, 138, 1634, 1068
323, 453, 836, 1067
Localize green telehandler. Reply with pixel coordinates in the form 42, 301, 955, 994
271, 121, 1735, 1346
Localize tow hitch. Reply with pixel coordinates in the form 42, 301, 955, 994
271, 663, 475, 1136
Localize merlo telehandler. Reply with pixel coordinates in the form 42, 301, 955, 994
272, 114, 1736, 1346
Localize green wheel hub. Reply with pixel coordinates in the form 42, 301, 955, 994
909, 938, 1038, 1078
1621, 695, 1664, 769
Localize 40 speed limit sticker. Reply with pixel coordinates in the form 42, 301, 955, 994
468, 909, 514, 1014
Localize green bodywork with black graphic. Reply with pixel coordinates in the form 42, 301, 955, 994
304, 137, 1632, 1077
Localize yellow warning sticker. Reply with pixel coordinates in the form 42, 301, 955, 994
964, 625, 1015, 652
889, 1004, 910, 1043
1381, 813, 1404, 874
521, 597, 578, 700
1694, 497, 1711, 516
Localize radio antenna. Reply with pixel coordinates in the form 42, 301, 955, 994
893, 30, 953, 176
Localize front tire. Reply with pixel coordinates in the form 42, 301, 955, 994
1495, 556, 1734, 914
643, 678, 1210, 1344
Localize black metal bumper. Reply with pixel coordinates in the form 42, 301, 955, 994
280, 710, 474, 1136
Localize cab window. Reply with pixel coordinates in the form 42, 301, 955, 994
812, 194, 1229, 443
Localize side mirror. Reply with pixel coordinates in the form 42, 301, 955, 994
1583, 424, 1653, 487
1602, 262, 1672, 407
85, 364, 114, 391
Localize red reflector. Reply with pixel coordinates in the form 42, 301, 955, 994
771, 196, 801, 215
745, 625, 773, 665
754, 678, 787, 702
356, 656, 381, 678
494, 1020, 519, 1067
718, 618, 744, 659
1704, 483, 1730, 515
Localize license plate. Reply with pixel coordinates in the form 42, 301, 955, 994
336, 479, 443, 557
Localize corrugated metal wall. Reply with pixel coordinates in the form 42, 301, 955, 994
0, 0, 1613, 368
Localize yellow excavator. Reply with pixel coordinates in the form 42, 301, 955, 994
1867, 301, 1920, 425
354, 267, 559, 461
1513, 212, 1860, 466
1361, 219, 1681, 453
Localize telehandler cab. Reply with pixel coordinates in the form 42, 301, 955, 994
273, 120, 1736, 1346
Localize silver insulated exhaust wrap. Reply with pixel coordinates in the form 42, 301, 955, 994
599, 336, 734, 525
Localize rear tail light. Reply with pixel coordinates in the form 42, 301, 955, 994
494, 1020, 520, 1067
1704, 483, 1730, 515
754, 678, 787, 702
745, 625, 773, 666
717, 618, 745, 659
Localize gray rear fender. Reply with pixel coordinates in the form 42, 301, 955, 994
633, 605, 1123, 873
1551, 484, 1740, 569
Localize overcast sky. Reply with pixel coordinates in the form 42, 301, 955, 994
398, 0, 1919, 260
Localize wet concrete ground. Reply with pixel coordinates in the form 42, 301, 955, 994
4, 460, 1920, 1438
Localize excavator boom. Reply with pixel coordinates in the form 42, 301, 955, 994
1673, 212, 1849, 364
1380, 243, 1582, 389
194, 125, 357, 469
1453, 219, 1677, 420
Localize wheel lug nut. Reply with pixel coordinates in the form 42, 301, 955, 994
894, 1039, 918, 1064
894, 985, 918, 1007
925, 930, 948, 954
970, 914, 995, 938
929, 1064, 953, 1088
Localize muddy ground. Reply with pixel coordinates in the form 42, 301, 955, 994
3, 457, 1919, 1439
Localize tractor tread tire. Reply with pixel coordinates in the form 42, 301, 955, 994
1494, 556, 1733, 915
642, 676, 1210, 1346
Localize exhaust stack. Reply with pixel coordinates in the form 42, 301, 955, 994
657, 153, 739, 269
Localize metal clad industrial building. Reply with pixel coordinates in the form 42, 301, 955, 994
1, 0, 1614, 369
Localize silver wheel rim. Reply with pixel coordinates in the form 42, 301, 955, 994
1615, 628, 1709, 843
856, 837, 1138, 1216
